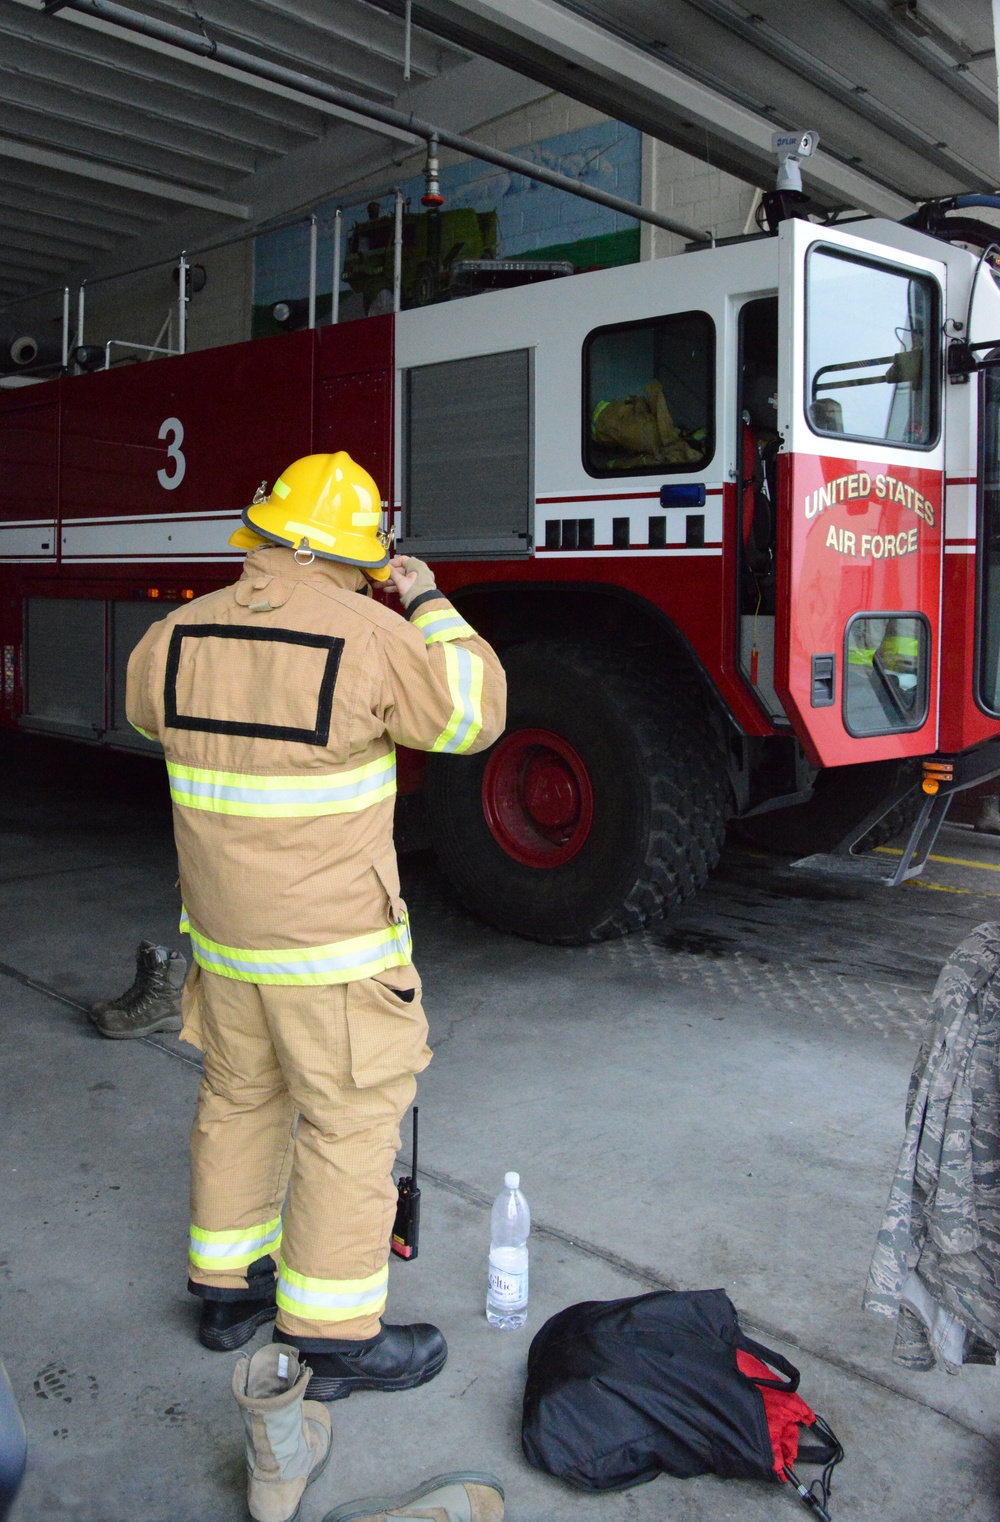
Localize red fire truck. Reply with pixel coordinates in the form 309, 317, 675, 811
3, 210, 1000, 942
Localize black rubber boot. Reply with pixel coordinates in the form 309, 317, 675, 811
274, 1323, 447, 1402
91, 942, 186, 1039
199, 1294, 277, 1352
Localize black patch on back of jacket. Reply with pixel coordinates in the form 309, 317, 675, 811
164, 624, 344, 744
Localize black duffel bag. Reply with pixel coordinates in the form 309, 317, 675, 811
522, 1288, 841, 1503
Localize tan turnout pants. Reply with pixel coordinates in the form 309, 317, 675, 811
185, 964, 431, 1342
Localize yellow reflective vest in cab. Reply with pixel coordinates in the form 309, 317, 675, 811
126, 545, 506, 989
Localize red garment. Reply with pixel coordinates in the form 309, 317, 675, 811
736, 1348, 817, 1479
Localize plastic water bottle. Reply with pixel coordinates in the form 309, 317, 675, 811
486, 1171, 530, 1328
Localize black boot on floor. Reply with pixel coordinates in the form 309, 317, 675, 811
198, 1294, 277, 1352
276, 1323, 447, 1402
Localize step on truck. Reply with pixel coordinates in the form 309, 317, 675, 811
4, 205, 1000, 942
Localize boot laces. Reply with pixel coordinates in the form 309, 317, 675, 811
121, 952, 172, 1014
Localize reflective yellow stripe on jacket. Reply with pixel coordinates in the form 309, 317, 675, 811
167, 752, 395, 818
410, 607, 476, 645
179, 912, 412, 985
276, 1259, 388, 1323
189, 1217, 282, 1272
431, 643, 484, 754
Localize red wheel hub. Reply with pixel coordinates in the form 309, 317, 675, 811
482, 727, 594, 868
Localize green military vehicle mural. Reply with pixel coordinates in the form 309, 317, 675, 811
343, 201, 499, 313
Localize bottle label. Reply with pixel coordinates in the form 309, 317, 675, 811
488, 1263, 528, 1306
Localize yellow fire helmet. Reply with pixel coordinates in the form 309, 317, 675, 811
238, 451, 392, 581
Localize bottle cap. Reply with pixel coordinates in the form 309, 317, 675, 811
505, 1171, 520, 1190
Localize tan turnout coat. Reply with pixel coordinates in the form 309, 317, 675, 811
126, 545, 506, 1025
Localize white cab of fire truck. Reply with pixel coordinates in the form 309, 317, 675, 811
391, 212, 1000, 933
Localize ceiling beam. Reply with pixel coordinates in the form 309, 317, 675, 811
679, 0, 993, 189
240, 0, 454, 77
8, 0, 421, 146
0, 245, 70, 274
369, 0, 917, 215
0, 180, 152, 238
0, 72, 277, 178
0, 133, 251, 218
838, 0, 998, 114
0, 32, 318, 157
0, 215, 114, 260
3, 2, 329, 139
42, 1, 713, 241
170, 0, 437, 98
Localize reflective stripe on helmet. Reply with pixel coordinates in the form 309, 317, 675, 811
431, 644, 484, 755
179, 912, 413, 985
189, 1216, 282, 1272
411, 607, 476, 646
276, 1260, 388, 1322
166, 753, 396, 818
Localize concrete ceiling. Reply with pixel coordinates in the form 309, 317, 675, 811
382, 0, 1000, 210
0, 0, 481, 302
1, 0, 998, 307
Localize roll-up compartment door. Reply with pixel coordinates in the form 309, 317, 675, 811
23, 598, 105, 739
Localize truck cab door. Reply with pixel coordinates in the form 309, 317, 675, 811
774, 219, 946, 766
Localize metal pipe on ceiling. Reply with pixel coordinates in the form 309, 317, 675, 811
42, 0, 712, 245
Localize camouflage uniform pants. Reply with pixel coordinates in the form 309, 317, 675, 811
864, 922, 1000, 1370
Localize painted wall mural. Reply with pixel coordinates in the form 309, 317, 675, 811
252, 119, 641, 334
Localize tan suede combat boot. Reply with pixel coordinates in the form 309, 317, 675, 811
322, 1473, 504, 1522
232, 1344, 333, 1522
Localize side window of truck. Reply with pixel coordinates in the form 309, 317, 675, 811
843, 613, 929, 736
805, 249, 939, 448
583, 311, 715, 477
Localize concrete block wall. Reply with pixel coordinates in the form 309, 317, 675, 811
72, 236, 253, 360
1, 235, 252, 382
334, 93, 612, 204
641, 135, 760, 258
411, 91, 759, 260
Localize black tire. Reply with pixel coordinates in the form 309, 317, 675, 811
425, 641, 730, 944
735, 759, 920, 857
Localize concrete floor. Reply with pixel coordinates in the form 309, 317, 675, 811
2, 738, 999, 1522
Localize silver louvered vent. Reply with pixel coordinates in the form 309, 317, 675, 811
404, 348, 532, 557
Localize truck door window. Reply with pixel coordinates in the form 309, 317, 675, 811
583, 311, 714, 476
844, 613, 929, 736
806, 249, 938, 448
977, 363, 1000, 713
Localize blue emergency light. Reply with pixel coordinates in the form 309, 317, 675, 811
659, 484, 706, 507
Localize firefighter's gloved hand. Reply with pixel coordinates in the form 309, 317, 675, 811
389, 555, 436, 609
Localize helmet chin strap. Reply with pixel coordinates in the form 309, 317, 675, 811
293, 538, 315, 565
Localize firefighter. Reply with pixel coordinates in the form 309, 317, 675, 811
126, 452, 506, 1408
